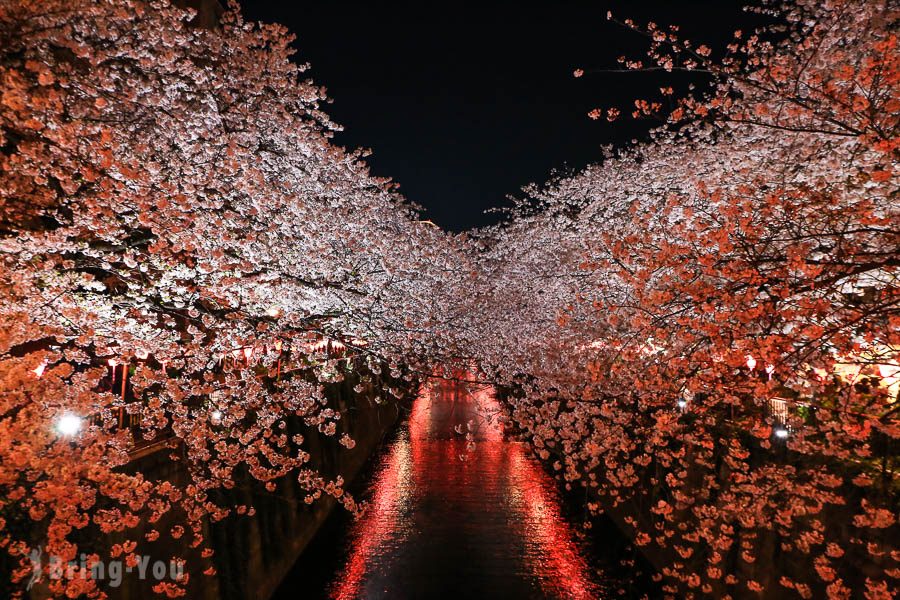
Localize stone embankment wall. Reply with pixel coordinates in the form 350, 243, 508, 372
21, 368, 412, 600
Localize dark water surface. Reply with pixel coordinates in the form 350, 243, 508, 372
274, 381, 631, 599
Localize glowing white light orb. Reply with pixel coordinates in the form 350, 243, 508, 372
774, 427, 789, 439
677, 399, 687, 409
55, 413, 82, 437
266, 306, 281, 317
746, 355, 757, 371
210, 410, 223, 425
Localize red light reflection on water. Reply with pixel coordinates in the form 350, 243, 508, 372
331, 420, 414, 599
330, 382, 600, 599
473, 388, 597, 599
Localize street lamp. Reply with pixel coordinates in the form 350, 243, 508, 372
55, 413, 82, 437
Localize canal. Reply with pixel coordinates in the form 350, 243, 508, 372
273, 379, 644, 599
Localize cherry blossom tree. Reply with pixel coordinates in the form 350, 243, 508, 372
0, 1, 463, 596
464, 0, 898, 597
2, 0, 897, 597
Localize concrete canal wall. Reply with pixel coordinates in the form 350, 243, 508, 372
21, 371, 413, 600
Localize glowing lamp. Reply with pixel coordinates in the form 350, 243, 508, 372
677, 399, 687, 409
774, 427, 789, 439
266, 306, 281, 318
210, 410, 223, 425
243, 347, 253, 359
746, 355, 757, 371
55, 413, 82, 437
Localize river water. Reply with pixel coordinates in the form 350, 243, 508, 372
274, 380, 627, 599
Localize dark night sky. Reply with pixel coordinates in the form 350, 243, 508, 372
239, 1, 763, 231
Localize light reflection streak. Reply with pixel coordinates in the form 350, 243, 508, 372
508, 445, 598, 598
330, 418, 415, 599
328, 381, 601, 599
474, 387, 599, 599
